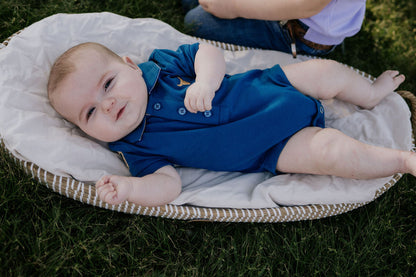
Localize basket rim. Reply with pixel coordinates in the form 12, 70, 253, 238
1, 28, 413, 223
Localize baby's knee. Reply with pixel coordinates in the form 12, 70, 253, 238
310, 128, 344, 166
307, 59, 343, 100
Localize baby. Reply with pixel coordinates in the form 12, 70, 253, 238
48, 42, 414, 207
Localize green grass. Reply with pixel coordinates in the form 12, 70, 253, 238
1, 0, 415, 276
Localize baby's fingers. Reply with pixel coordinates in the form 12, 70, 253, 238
96, 182, 115, 200
203, 94, 213, 111
101, 190, 120, 205
195, 96, 206, 112
96, 182, 111, 194
96, 175, 111, 187
184, 94, 197, 113
184, 84, 215, 113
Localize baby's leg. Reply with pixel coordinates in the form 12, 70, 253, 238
276, 127, 416, 179
281, 59, 405, 109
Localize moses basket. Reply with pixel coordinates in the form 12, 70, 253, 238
1, 13, 414, 223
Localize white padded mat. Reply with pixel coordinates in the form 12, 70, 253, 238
0, 12, 412, 208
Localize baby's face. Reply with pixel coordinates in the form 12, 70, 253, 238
53, 50, 148, 142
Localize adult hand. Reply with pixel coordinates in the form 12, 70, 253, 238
199, 0, 239, 19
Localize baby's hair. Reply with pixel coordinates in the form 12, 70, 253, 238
47, 42, 123, 102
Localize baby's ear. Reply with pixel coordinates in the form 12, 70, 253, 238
122, 56, 140, 71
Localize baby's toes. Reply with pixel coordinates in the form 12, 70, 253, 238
394, 73, 405, 81
393, 74, 405, 86
386, 70, 400, 78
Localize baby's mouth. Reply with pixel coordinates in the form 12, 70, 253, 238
116, 105, 126, 120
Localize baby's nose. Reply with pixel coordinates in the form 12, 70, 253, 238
101, 97, 116, 114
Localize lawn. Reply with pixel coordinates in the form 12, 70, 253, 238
1, 0, 415, 276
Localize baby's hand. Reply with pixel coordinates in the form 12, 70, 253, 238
184, 81, 215, 113
95, 175, 132, 205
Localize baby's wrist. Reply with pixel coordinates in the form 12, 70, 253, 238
125, 177, 137, 200
195, 79, 220, 92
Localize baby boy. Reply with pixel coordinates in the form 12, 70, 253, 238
48, 42, 414, 207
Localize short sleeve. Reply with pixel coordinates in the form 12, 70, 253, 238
109, 136, 173, 177
115, 149, 172, 177
149, 43, 200, 78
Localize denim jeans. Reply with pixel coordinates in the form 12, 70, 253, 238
182, 1, 335, 56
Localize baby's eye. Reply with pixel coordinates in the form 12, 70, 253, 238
104, 78, 113, 91
87, 107, 95, 120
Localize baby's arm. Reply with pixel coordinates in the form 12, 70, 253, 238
95, 165, 181, 207
199, 0, 331, 20
184, 43, 226, 113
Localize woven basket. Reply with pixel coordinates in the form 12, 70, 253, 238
1, 32, 415, 223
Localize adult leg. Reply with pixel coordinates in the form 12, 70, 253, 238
281, 59, 405, 109
276, 127, 415, 179
184, 5, 292, 51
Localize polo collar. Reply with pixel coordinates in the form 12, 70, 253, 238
119, 61, 161, 144
138, 61, 161, 95
122, 115, 147, 143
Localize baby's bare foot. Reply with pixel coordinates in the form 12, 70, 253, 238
365, 70, 405, 109
373, 70, 405, 93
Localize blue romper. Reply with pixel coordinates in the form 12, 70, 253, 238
109, 43, 325, 177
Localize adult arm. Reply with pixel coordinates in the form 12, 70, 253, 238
184, 43, 226, 113
199, 0, 332, 20
96, 165, 182, 207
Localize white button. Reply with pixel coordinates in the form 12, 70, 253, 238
153, 103, 162, 110
178, 107, 186, 115
204, 110, 212, 118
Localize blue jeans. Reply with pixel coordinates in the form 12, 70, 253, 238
182, 1, 335, 56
